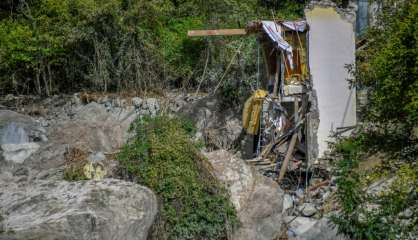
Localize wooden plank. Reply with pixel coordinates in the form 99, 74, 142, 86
277, 99, 299, 183
188, 29, 247, 37
277, 132, 298, 183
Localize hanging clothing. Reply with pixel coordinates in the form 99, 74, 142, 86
242, 89, 269, 135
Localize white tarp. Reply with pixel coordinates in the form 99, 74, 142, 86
261, 21, 294, 68
281, 20, 308, 32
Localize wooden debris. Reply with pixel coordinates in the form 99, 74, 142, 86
277, 132, 298, 183
308, 180, 330, 192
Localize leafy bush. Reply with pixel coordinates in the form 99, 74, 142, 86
355, 0, 418, 126
332, 135, 417, 240
118, 115, 238, 240
333, 2, 418, 236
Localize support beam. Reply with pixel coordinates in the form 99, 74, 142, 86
188, 29, 247, 37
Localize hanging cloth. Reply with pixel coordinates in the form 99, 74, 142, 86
261, 21, 294, 69
242, 89, 269, 135
281, 20, 308, 32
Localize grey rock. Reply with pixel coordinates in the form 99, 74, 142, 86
98, 96, 109, 104
0, 179, 158, 240
299, 203, 317, 217
72, 93, 82, 106
367, 177, 396, 196
289, 217, 348, 240
321, 190, 331, 202
181, 96, 242, 150
1, 143, 40, 164
87, 152, 106, 162
131, 97, 143, 108
283, 194, 294, 213
75, 102, 113, 123
145, 98, 160, 116
0, 110, 45, 143
204, 150, 284, 240
0, 123, 29, 144
50, 120, 125, 153
286, 216, 317, 236
295, 188, 304, 199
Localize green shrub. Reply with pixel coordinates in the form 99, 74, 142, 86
118, 115, 238, 240
356, 0, 418, 126
332, 136, 418, 240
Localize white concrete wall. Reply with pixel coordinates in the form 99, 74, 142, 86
306, 7, 357, 158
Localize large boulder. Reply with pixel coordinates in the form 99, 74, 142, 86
203, 150, 284, 240
181, 96, 242, 150
0, 179, 158, 240
0, 110, 47, 143
0, 111, 45, 168
287, 217, 348, 240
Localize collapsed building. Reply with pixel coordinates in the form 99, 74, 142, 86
188, 5, 357, 189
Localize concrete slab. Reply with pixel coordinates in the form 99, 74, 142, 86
306, 7, 357, 158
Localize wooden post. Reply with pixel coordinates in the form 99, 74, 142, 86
277, 99, 299, 183
272, 51, 280, 97
277, 132, 298, 183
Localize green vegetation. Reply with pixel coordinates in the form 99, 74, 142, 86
332, 1, 418, 239
332, 135, 417, 240
356, 0, 418, 126
0, 0, 306, 97
118, 115, 238, 240
63, 164, 89, 181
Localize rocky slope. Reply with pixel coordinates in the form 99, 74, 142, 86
0, 92, 347, 240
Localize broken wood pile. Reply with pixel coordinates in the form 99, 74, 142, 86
246, 94, 309, 183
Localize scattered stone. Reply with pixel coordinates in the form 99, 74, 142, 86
132, 97, 143, 108
299, 203, 317, 217
295, 188, 304, 199
1, 143, 40, 164
87, 152, 106, 162
145, 98, 160, 116
289, 217, 348, 240
283, 194, 294, 213
286, 216, 317, 236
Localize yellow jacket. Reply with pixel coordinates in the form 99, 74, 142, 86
242, 89, 268, 135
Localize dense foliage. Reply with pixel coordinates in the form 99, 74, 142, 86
117, 116, 238, 240
356, 0, 418, 126
0, 0, 305, 96
332, 2, 418, 238
332, 135, 417, 240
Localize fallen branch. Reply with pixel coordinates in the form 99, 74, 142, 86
308, 180, 330, 192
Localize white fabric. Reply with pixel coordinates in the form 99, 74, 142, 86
262, 21, 294, 69
281, 20, 308, 32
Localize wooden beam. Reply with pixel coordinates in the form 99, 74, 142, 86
277, 99, 299, 183
188, 29, 247, 37
277, 132, 298, 183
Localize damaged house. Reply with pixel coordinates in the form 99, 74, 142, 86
188, 7, 356, 188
